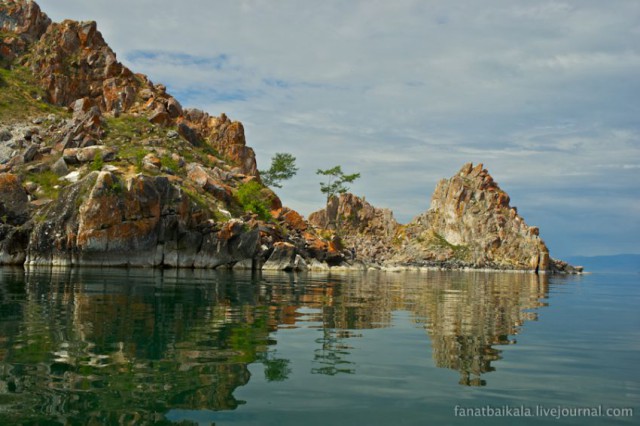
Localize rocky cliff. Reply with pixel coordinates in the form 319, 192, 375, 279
0, 0, 342, 270
396, 163, 554, 271
308, 164, 580, 273
0, 1, 578, 273
308, 193, 400, 264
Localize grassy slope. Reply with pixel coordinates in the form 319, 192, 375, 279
0, 66, 65, 123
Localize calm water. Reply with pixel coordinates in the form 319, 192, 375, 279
0, 267, 638, 425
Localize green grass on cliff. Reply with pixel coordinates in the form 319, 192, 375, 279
417, 230, 471, 261
26, 170, 61, 200
0, 66, 63, 123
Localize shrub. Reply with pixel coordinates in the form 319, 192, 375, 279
236, 181, 272, 221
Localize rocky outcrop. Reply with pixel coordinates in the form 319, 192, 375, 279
24, 171, 260, 267
0, 173, 31, 264
394, 163, 551, 272
0, 173, 29, 225
0, 0, 51, 61
262, 242, 308, 271
307, 163, 578, 273
308, 193, 400, 263
1, 0, 258, 176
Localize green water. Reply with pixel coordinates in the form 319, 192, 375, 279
0, 268, 637, 425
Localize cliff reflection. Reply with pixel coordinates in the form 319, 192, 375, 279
0, 267, 550, 423
279, 270, 549, 386
0, 268, 273, 424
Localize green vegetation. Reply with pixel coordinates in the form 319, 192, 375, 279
421, 230, 471, 260
317, 165, 360, 201
103, 115, 151, 141
259, 152, 298, 188
108, 180, 124, 195
27, 170, 61, 199
183, 187, 210, 211
160, 154, 180, 173
0, 66, 64, 122
90, 152, 104, 171
236, 181, 272, 221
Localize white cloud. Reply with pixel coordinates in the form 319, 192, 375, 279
36, 0, 640, 256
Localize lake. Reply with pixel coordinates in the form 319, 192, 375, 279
0, 267, 638, 425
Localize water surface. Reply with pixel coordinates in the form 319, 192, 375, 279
0, 268, 637, 425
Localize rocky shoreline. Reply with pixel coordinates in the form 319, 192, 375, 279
0, 1, 583, 275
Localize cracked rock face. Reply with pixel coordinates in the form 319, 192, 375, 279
396, 163, 550, 271
23, 171, 260, 268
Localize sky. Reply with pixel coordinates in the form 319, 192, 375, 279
37, 0, 640, 258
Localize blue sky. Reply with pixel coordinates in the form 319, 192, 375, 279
38, 0, 640, 258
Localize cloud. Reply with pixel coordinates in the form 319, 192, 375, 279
37, 0, 640, 256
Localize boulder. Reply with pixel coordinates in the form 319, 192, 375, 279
262, 242, 305, 271
50, 156, 69, 176
0, 173, 29, 225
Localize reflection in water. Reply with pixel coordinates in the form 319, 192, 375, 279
0, 267, 550, 423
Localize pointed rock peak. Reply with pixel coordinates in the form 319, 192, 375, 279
396, 162, 554, 272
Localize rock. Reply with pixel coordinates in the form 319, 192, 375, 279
276, 208, 308, 232
149, 109, 170, 126
0, 0, 51, 58
50, 156, 69, 176
0, 173, 29, 225
24, 172, 260, 267
309, 193, 399, 263
233, 258, 255, 270
263, 242, 303, 271
142, 153, 162, 171
139, 88, 154, 100
22, 144, 39, 162
0, 130, 12, 142
186, 163, 233, 203
177, 122, 200, 145
395, 163, 552, 272
61, 170, 82, 183
62, 148, 79, 164
64, 146, 116, 163
166, 98, 183, 118
0, 223, 31, 265
23, 181, 38, 194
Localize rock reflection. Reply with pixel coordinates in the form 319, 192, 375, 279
0, 267, 551, 423
282, 270, 549, 386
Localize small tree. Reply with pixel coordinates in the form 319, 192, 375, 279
260, 152, 298, 188
316, 165, 360, 201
